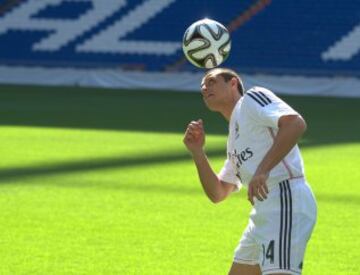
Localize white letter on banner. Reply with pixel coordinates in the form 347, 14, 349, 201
322, 23, 360, 61
77, 0, 181, 55
0, 0, 126, 51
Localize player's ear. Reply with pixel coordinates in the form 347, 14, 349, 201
230, 77, 237, 88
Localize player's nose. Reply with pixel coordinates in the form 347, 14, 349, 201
201, 87, 207, 96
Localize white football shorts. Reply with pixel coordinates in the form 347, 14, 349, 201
233, 178, 317, 274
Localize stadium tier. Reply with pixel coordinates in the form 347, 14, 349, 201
0, 0, 359, 95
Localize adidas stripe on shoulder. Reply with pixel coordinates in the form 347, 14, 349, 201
246, 90, 272, 107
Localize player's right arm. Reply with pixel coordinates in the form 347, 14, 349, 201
183, 119, 235, 203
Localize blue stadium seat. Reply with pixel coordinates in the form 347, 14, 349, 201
0, 0, 359, 76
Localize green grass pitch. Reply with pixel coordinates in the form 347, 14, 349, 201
0, 84, 359, 274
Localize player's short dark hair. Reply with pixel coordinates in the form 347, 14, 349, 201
203, 68, 244, 95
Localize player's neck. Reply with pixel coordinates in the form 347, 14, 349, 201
221, 95, 241, 121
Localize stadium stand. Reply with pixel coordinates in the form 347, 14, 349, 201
0, 0, 359, 96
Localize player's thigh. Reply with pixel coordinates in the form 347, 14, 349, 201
228, 262, 261, 275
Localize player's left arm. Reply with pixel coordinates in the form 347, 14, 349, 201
248, 114, 307, 204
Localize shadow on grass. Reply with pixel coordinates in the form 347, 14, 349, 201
0, 148, 224, 183
1, 148, 358, 205
0, 85, 358, 206
0, 84, 359, 147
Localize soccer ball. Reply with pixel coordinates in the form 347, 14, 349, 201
182, 18, 231, 69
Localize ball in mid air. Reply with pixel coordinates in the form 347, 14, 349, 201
182, 18, 231, 69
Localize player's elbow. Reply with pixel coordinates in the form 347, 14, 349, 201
208, 192, 225, 204
297, 116, 307, 135
209, 196, 224, 204
208, 181, 235, 203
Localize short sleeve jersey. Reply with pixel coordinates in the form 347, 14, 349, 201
218, 86, 305, 190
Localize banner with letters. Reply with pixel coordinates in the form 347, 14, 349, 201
0, 0, 359, 96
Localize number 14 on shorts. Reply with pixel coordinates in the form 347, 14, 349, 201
262, 240, 275, 265
261, 239, 304, 271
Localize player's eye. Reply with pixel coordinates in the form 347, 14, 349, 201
208, 79, 215, 86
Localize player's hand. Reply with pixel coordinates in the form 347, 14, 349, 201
247, 172, 269, 205
183, 119, 205, 154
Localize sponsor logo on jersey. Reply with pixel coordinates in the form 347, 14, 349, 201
229, 147, 253, 181
229, 147, 254, 168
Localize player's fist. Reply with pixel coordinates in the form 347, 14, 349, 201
183, 119, 205, 153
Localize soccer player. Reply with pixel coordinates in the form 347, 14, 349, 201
183, 68, 317, 275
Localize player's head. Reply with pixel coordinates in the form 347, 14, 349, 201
200, 68, 243, 112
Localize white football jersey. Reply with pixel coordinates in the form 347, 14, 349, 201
218, 86, 305, 190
